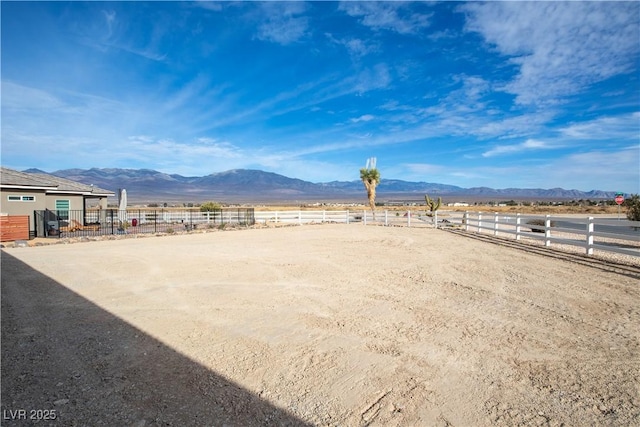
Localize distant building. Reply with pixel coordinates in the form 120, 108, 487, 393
447, 202, 470, 207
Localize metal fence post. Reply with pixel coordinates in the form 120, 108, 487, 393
545, 215, 552, 247
586, 217, 594, 255
515, 213, 521, 241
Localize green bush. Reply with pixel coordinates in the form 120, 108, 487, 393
200, 201, 221, 212
625, 194, 640, 221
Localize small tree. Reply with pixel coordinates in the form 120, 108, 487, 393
200, 201, 222, 222
360, 157, 380, 220
200, 201, 221, 212
625, 194, 640, 221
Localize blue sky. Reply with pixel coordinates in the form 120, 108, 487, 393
2, 1, 639, 192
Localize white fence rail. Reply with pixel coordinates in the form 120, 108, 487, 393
452, 211, 639, 258
254, 209, 438, 227
253, 209, 639, 259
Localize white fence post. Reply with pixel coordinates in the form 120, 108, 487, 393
434, 210, 438, 229
478, 212, 482, 233
364, 210, 367, 226
586, 217, 594, 255
464, 211, 469, 231
298, 210, 302, 225
322, 210, 326, 223
545, 215, 552, 247
385, 210, 388, 226
516, 213, 521, 241
407, 210, 411, 227
494, 212, 499, 236
346, 210, 349, 224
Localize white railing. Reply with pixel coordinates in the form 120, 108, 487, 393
253, 209, 439, 228
253, 209, 639, 259
451, 211, 639, 258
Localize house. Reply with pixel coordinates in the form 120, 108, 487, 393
0, 167, 115, 238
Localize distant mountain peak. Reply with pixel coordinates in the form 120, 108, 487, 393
27, 167, 618, 203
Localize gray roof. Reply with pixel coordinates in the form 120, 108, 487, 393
0, 167, 58, 188
0, 167, 114, 196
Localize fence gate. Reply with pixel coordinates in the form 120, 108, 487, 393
0, 216, 30, 242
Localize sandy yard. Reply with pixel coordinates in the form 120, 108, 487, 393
2, 224, 639, 426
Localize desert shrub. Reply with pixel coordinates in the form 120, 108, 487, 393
218, 223, 227, 230
166, 228, 175, 234
200, 201, 221, 212
625, 194, 640, 221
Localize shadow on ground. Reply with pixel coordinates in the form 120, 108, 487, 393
1, 251, 311, 426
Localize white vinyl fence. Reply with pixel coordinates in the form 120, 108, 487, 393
254, 209, 438, 228
452, 211, 639, 258
253, 209, 639, 259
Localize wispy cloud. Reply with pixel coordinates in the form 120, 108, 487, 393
482, 139, 552, 158
462, 2, 640, 106
350, 114, 375, 123
540, 146, 639, 192
2, 81, 65, 110
338, 2, 432, 34
254, 2, 309, 45
193, 1, 223, 12
559, 112, 640, 141
76, 7, 168, 61
325, 33, 379, 58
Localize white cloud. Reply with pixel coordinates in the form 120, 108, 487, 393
350, 114, 375, 123
325, 33, 379, 58
482, 139, 552, 157
462, 2, 640, 106
353, 63, 392, 94
339, 2, 432, 34
559, 112, 640, 141
193, 1, 223, 12
255, 2, 309, 45
542, 146, 640, 192
2, 81, 65, 110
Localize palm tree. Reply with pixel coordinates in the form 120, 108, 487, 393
360, 157, 380, 220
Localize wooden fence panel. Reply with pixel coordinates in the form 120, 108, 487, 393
0, 216, 30, 242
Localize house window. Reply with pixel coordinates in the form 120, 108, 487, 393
55, 199, 70, 220
7, 195, 36, 202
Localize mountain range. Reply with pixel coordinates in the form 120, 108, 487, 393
24, 168, 617, 204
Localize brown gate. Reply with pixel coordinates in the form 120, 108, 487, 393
0, 215, 30, 242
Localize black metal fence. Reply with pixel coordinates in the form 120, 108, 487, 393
33, 208, 255, 239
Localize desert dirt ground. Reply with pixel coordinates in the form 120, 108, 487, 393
2, 224, 639, 426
